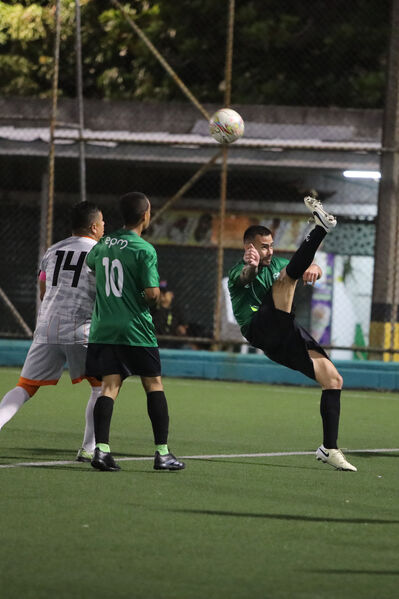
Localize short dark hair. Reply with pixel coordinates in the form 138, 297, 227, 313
243, 225, 272, 243
119, 192, 149, 227
71, 201, 101, 233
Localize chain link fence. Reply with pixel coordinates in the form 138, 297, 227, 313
0, 0, 392, 359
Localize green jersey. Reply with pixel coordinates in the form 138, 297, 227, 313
228, 256, 289, 336
86, 229, 159, 346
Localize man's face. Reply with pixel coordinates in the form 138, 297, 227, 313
92, 211, 105, 241
142, 200, 151, 231
160, 290, 174, 307
250, 233, 274, 266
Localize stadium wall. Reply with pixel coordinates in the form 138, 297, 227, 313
1, 340, 398, 391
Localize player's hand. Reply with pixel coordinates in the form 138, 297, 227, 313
243, 243, 260, 267
302, 264, 320, 286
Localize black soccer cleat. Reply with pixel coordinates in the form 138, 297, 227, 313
153, 451, 185, 471
91, 448, 121, 472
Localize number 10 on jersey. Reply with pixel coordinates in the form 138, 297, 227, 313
102, 257, 123, 297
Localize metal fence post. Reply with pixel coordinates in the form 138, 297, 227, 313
370, 0, 399, 360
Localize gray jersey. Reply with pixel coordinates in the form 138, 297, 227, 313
34, 235, 97, 344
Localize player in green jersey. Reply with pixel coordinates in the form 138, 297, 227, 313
85, 192, 185, 472
228, 197, 356, 472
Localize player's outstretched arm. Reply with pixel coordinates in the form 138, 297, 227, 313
239, 243, 260, 285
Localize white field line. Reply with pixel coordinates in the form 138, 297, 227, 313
0, 448, 398, 469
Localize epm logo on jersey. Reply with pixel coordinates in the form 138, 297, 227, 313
104, 237, 128, 250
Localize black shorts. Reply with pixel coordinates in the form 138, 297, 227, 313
246, 291, 330, 381
86, 344, 161, 381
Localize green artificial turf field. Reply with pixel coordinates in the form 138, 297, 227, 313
0, 366, 399, 599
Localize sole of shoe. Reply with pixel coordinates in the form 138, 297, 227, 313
154, 463, 186, 471
91, 460, 120, 472
317, 456, 356, 471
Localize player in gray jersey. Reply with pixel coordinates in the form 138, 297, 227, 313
0, 201, 104, 461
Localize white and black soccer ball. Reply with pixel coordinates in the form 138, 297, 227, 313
209, 108, 244, 144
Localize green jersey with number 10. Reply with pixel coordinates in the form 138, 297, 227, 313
86, 229, 160, 346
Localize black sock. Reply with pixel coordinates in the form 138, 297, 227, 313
286, 226, 326, 280
320, 389, 341, 449
93, 395, 114, 445
147, 391, 169, 445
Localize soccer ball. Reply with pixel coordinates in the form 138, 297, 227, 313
209, 108, 244, 144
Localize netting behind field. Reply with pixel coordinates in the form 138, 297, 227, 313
0, 154, 379, 357
0, 0, 392, 357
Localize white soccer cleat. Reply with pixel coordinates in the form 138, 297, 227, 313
316, 444, 357, 471
304, 196, 337, 233
76, 447, 94, 462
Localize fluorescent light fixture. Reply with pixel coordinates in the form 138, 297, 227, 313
343, 170, 381, 179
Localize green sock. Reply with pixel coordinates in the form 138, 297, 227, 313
156, 444, 169, 456
96, 443, 110, 453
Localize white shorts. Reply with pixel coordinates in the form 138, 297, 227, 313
19, 341, 100, 387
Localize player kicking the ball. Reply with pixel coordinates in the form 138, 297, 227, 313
228, 197, 356, 471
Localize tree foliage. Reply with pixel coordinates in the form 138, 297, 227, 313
0, 0, 391, 108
